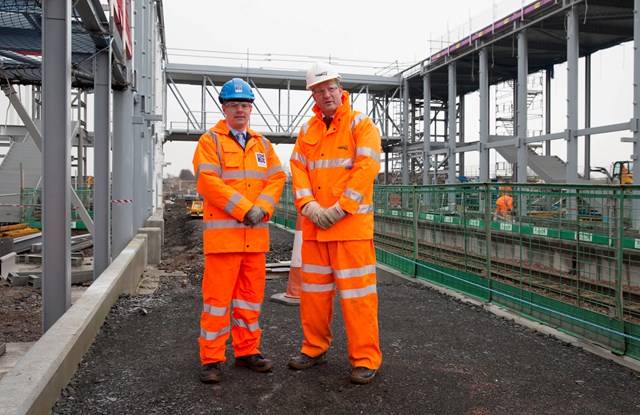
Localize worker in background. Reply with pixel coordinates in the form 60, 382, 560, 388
192, 78, 286, 383
494, 186, 514, 221
621, 164, 633, 184
288, 62, 382, 385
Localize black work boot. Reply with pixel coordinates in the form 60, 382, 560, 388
234, 354, 274, 372
287, 353, 327, 370
349, 366, 377, 384
200, 362, 222, 383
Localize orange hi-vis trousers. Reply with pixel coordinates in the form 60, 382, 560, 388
299, 239, 382, 370
199, 252, 266, 364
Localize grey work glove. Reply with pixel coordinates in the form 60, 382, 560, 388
243, 206, 266, 227
301, 201, 332, 230
321, 202, 346, 226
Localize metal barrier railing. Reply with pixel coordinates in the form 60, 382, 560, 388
21, 187, 94, 229
272, 181, 640, 361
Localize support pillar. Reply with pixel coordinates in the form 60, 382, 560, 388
42, 0, 71, 332
423, 73, 432, 185
447, 61, 457, 188
566, 7, 579, 185
479, 48, 490, 183
517, 30, 529, 184
93, 47, 112, 278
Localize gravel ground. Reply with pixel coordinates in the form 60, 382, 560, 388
51, 204, 640, 415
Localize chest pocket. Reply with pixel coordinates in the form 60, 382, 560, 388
221, 141, 242, 168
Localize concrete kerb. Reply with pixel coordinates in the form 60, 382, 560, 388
146, 206, 165, 246
138, 227, 161, 266
376, 263, 640, 375
0, 234, 149, 415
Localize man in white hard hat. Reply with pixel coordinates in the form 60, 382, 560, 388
288, 62, 383, 384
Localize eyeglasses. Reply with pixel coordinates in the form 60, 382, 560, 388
224, 102, 253, 110
312, 85, 340, 96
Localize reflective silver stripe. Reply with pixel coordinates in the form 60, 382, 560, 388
200, 325, 230, 341
301, 122, 310, 134
222, 170, 267, 180
357, 204, 374, 214
339, 283, 377, 299
296, 188, 313, 198
302, 263, 332, 274
256, 193, 276, 209
203, 303, 228, 316
208, 131, 223, 168
195, 163, 221, 182
356, 147, 381, 163
309, 158, 352, 170
290, 151, 307, 166
256, 135, 270, 158
223, 192, 244, 215
232, 317, 260, 332
334, 265, 377, 279
301, 282, 336, 292
232, 299, 261, 312
204, 220, 269, 230
351, 113, 366, 131
344, 188, 364, 203
268, 165, 283, 176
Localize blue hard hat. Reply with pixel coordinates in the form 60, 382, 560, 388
219, 78, 255, 103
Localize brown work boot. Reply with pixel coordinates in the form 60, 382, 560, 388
349, 367, 377, 384
287, 353, 327, 370
200, 362, 222, 383
234, 354, 274, 372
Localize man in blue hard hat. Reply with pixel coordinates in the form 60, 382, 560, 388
192, 78, 286, 383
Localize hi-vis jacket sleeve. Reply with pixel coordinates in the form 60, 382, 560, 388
337, 116, 381, 215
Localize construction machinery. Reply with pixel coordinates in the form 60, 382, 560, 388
189, 199, 203, 218
591, 160, 633, 185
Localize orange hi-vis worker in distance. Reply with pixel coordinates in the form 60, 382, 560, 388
192, 78, 286, 384
494, 186, 514, 221
288, 62, 383, 385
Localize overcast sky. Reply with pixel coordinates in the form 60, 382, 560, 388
160, 0, 634, 179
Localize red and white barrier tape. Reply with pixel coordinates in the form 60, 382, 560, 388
111, 199, 133, 204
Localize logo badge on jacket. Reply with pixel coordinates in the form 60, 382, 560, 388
255, 153, 267, 167
338, 145, 349, 151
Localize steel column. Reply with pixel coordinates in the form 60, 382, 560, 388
447, 61, 457, 186
112, 88, 135, 256
566, 8, 579, 185
633, 0, 640, 229
93, 47, 112, 277
584, 55, 591, 180
517, 30, 528, 183
479, 48, 490, 183
423, 73, 431, 185
402, 78, 409, 185
42, 0, 71, 331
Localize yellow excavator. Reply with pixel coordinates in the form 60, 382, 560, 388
591, 161, 633, 184
612, 160, 633, 184
189, 199, 204, 218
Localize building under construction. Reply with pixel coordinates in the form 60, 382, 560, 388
1, 1, 640, 413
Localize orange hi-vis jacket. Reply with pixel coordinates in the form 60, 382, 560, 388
192, 120, 286, 254
290, 91, 381, 241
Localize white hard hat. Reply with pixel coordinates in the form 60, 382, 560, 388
306, 62, 342, 90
